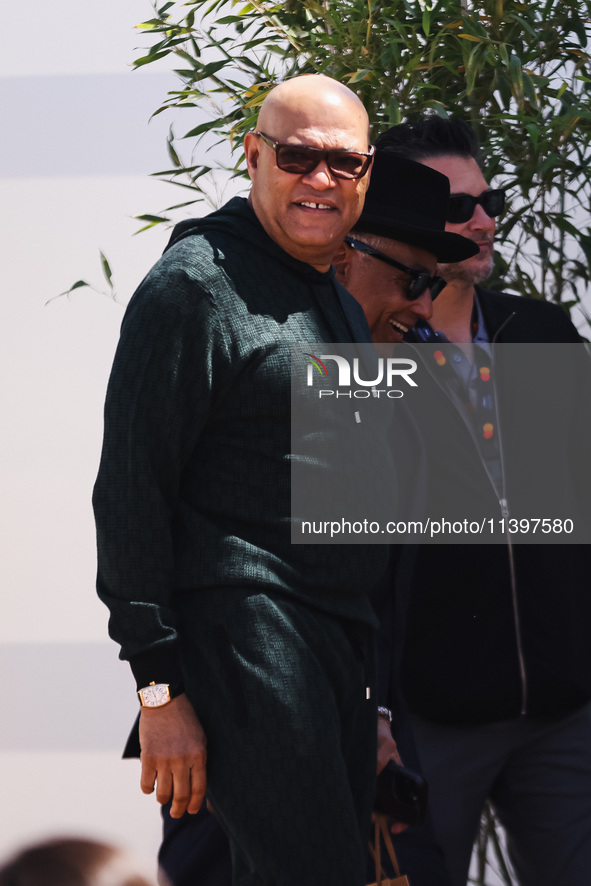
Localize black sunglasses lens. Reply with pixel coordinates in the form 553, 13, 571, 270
447, 195, 476, 223
407, 274, 447, 301
482, 189, 505, 217
430, 277, 447, 300
407, 273, 431, 300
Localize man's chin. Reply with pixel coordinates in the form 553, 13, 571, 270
438, 255, 494, 286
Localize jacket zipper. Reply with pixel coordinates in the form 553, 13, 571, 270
411, 312, 528, 717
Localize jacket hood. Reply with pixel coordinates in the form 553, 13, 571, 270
164, 196, 333, 282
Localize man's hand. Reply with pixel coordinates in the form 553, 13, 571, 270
377, 715, 403, 773
376, 715, 407, 835
139, 693, 207, 819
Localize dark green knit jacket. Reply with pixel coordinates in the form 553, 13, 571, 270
93, 197, 389, 684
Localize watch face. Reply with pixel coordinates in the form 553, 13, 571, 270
140, 684, 171, 707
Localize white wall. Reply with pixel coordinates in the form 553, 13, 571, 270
0, 0, 245, 869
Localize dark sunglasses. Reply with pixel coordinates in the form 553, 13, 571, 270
344, 237, 447, 301
447, 188, 506, 224
255, 131, 374, 180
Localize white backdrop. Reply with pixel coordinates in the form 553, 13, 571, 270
0, 0, 244, 870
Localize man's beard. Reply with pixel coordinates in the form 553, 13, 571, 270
438, 239, 495, 287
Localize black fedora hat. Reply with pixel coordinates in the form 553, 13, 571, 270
354, 151, 478, 262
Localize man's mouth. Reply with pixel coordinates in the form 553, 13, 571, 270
297, 201, 334, 211
389, 319, 409, 334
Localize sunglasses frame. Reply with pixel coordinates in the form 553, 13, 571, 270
447, 188, 506, 224
255, 131, 374, 180
344, 237, 446, 301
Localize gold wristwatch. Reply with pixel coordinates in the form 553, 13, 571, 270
138, 681, 175, 708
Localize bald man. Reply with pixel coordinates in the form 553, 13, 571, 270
93, 75, 394, 886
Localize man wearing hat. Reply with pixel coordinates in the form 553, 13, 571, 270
155, 149, 476, 886
332, 149, 476, 344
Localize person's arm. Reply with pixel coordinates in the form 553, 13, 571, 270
93, 266, 224, 660
93, 252, 231, 809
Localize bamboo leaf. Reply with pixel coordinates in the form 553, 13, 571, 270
167, 136, 182, 168
136, 20, 167, 31
522, 70, 538, 108
508, 51, 524, 107
183, 119, 227, 139
525, 122, 539, 150
505, 12, 539, 40
133, 50, 172, 68
347, 69, 377, 84
68, 279, 89, 291
100, 252, 113, 287
45, 280, 91, 306
63, 279, 91, 295
570, 11, 588, 47
132, 214, 171, 223
388, 95, 400, 126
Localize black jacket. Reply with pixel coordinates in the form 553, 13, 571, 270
373, 288, 591, 726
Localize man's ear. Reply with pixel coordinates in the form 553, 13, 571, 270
332, 241, 352, 285
244, 132, 260, 180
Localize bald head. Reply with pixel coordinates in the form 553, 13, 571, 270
258, 75, 370, 143
243, 74, 372, 271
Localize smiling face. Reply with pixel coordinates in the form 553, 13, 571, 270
333, 235, 436, 343
421, 154, 496, 286
244, 76, 372, 271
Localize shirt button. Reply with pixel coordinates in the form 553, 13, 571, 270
453, 354, 462, 363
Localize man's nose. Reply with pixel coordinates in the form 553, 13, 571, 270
410, 288, 434, 321
301, 160, 336, 188
468, 202, 496, 231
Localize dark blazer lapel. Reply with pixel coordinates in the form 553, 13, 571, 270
476, 286, 517, 341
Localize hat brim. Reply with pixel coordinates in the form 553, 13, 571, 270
356, 220, 479, 263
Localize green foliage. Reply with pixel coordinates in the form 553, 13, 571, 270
133, 0, 591, 310
49, 251, 117, 305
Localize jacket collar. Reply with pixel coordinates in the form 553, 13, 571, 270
474, 286, 516, 342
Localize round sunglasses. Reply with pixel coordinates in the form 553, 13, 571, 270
447, 188, 506, 224
344, 237, 447, 300
255, 131, 374, 180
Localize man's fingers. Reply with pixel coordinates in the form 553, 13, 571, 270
147, 751, 206, 818
187, 761, 207, 815
155, 766, 174, 806
140, 757, 157, 796
169, 766, 191, 818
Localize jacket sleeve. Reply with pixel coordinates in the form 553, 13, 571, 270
92, 253, 232, 683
